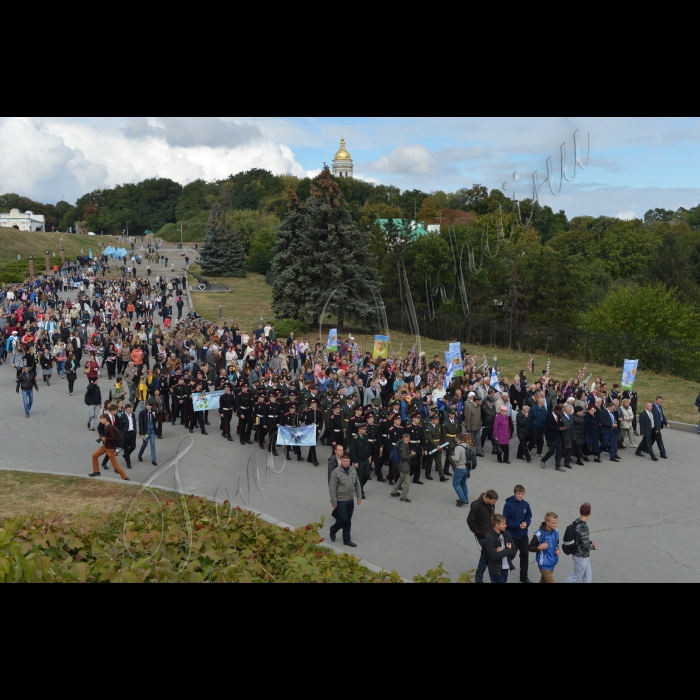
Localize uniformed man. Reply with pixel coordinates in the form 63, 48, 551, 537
408, 412, 427, 485
341, 397, 357, 436
283, 403, 303, 462
189, 381, 209, 435
196, 371, 211, 427
329, 403, 344, 449
255, 391, 267, 449
305, 398, 323, 466
171, 376, 190, 426
443, 407, 460, 476
266, 394, 283, 457
350, 422, 372, 500
219, 383, 236, 441
285, 390, 299, 414
346, 404, 365, 447
425, 412, 449, 482
236, 383, 254, 445
387, 414, 405, 485
365, 412, 385, 482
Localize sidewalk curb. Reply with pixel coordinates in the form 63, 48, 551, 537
668, 421, 699, 434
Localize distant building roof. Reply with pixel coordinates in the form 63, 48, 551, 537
375, 219, 430, 237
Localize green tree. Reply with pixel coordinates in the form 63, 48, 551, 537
273, 167, 381, 332
581, 283, 700, 342
200, 202, 247, 278
248, 227, 276, 275
272, 191, 309, 320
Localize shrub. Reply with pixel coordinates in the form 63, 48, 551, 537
273, 320, 309, 338
0, 498, 473, 583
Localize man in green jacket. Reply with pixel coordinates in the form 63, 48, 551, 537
391, 433, 414, 503
350, 422, 372, 500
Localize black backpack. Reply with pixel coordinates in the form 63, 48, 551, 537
456, 443, 478, 471
112, 426, 126, 448
562, 521, 579, 555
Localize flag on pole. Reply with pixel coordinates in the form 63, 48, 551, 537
490, 367, 500, 390
622, 359, 639, 389
326, 329, 338, 353
373, 335, 389, 359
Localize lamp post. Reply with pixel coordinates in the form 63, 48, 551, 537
45, 250, 50, 273
28, 255, 34, 278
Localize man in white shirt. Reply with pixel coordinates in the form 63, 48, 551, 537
121, 404, 137, 470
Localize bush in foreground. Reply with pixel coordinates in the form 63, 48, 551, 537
0, 497, 472, 583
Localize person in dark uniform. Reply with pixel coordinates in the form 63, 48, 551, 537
282, 403, 304, 462
365, 412, 384, 482
329, 403, 344, 450
408, 412, 427, 485
350, 422, 372, 500
305, 398, 323, 466
346, 404, 365, 448
425, 412, 449, 482
387, 414, 405, 486
219, 384, 236, 441
266, 394, 282, 457
189, 381, 209, 435
236, 383, 253, 445
284, 389, 299, 414
443, 407, 460, 476
255, 392, 267, 449
171, 377, 190, 426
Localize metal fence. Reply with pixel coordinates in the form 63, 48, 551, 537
383, 307, 700, 382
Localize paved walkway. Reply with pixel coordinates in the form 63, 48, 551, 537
3, 249, 700, 582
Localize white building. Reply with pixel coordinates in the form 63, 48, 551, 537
0, 208, 45, 232
332, 138, 354, 179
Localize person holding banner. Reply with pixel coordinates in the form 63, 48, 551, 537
236, 383, 254, 445
305, 398, 323, 466
283, 404, 304, 462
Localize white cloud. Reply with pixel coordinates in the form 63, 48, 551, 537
616, 210, 637, 220
0, 117, 316, 204
370, 144, 437, 176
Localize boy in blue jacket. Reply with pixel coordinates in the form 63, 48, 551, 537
503, 485, 533, 584
529, 512, 561, 583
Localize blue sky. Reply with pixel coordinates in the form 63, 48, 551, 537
1, 117, 699, 219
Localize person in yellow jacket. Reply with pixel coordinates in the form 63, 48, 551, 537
135, 376, 149, 417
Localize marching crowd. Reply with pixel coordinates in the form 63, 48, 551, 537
0, 252, 689, 584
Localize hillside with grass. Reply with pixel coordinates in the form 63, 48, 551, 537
0, 228, 104, 281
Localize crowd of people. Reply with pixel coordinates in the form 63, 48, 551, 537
0, 252, 686, 583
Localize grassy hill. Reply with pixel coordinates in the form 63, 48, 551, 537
0, 228, 104, 267
191, 271, 700, 425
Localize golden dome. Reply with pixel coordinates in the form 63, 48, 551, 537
334, 138, 352, 161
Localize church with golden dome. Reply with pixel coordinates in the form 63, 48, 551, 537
332, 137, 354, 179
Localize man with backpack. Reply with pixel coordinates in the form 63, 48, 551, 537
529, 512, 562, 583
564, 503, 598, 584
390, 433, 414, 503
452, 433, 476, 507
85, 379, 102, 432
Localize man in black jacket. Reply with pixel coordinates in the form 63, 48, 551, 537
236, 383, 253, 445
118, 404, 137, 470
137, 401, 159, 466
467, 490, 499, 584
16, 366, 39, 418
483, 514, 518, 584
516, 405, 532, 462
219, 384, 236, 441
635, 402, 658, 461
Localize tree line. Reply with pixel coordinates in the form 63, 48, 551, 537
4, 167, 700, 340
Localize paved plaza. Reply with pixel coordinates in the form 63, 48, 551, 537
2, 248, 700, 582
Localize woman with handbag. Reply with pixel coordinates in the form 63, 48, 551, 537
84, 353, 100, 383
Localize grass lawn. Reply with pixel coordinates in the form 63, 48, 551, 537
0, 471, 172, 520
0, 228, 103, 269
189, 271, 700, 425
